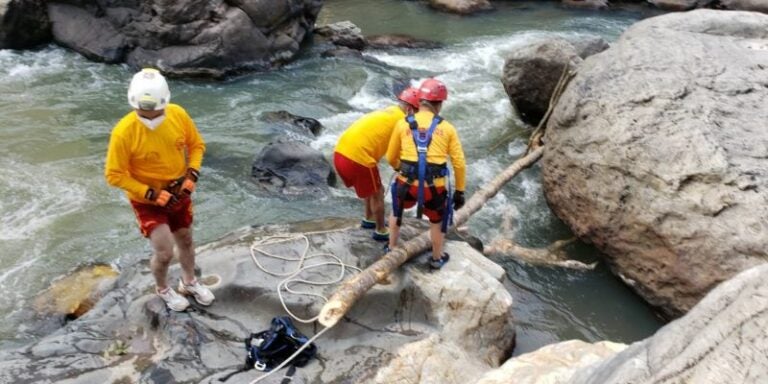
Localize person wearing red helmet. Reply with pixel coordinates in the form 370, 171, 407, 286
334, 87, 420, 241
386, 78, 466, 269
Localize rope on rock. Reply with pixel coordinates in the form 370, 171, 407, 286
242, 227, 362, 383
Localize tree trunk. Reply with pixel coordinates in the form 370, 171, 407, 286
318, 146, 545, 327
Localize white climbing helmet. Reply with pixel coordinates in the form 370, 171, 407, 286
127, 68, 170, 111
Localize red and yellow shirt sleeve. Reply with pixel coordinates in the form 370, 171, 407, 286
105, 104, 205, 204
387, 110, 466, 190
334, 106, 405, 167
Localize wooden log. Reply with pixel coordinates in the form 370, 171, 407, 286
318, 146, 545, 327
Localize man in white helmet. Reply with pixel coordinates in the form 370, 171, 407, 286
105, 68, 214, 311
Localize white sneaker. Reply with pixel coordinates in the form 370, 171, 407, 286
178, 279, 215, 306
157, 287, 190, 312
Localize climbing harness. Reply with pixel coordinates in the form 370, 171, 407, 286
392, 114, 454, 233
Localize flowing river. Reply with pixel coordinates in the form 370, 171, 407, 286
0, 0, 665, 352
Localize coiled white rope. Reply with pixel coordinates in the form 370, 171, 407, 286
244, 228, 362, 383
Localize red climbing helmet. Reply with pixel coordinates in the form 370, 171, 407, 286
418, 78, 448, 101
397, 87, 420, 109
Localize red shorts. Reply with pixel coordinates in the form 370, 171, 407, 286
333, 152, 381, 198
392, 179, 447, 223
130, 196, 193, 238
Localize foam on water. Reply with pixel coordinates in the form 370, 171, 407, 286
0, 160, 88, 241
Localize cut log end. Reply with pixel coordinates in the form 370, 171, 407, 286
319, 302, 345, 327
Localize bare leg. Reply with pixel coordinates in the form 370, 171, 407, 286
174, 227, 196, 285
364, 197, 373, 221
388, 214, 400, 250
149, 224, 175, 291
371, 189, 387, 232
429, 223, 443, 260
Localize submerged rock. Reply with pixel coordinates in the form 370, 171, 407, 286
366, 34, 443, 49
259, 110, 324, 137
0, 219, 516, 383
542, 10, 768, 317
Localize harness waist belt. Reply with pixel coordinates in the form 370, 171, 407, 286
399, 160, 448, 180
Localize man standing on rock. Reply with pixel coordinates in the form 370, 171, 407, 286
105, 68, 214, 311
334, 87, 421, 242
386, 78, 466, 269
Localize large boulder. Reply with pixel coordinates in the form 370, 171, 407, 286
502, 38, 584, 126
570, 263, 768, 384
314, 20, 367, 50
46, 0, 322, 77
0, 219, 516, 383
0, 0, 51, 49
541, 10, 768, 317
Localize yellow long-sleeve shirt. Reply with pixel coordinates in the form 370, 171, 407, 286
105, 104, 205, 204
334, 105, 405, 167
386, 110, 466, 191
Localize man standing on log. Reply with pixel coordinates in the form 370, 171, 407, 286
105, 68, 214, 311
334, 87, 421, 242
386, 78, 466, 269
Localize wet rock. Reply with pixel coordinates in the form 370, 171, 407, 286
542, 10, 768, 317
0, 219, 515, 383
428, 0, 494, 14
562, 0, 610, 9
259, 110, 323, 137
501, 38, 582, 126
647, 0, 713, 11
251, 141, 335, 193
45, 0, 322, 77
476, 340, 627, 384
718, 0, 768, 12
570, 264, 768, 384
315, 20, 367, 50
569, 36, 610, 59
321, 46, 365, 59
366, 34, 443, 49
0, 0, 51, 49
33, 264, 119, 320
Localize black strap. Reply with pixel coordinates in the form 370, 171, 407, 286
280, 365, 297, 384
218, 365, 250, 382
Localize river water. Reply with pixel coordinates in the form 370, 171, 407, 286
0, 1, 665, 352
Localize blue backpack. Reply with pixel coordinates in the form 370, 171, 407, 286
219, 316, 317, 382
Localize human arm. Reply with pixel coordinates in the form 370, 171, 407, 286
447, 126, 466, 192
104, 132, 151, 199
386, 123, 403, 170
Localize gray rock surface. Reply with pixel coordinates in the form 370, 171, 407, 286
647, 0, 714, 11
251, 140, 336, 194
428, 0, 494, 14
719, 0, 768, 12
541, 10, 768, 317
45, 0, 322, 77
569, 263, 768, 384
476, 340, 626, 384
562, 0, 610, 9
315, 20, 367, 50
502, 38, 583, 126
366, 34, 442, 50
0, 0, 50, 49
0, 219, 516, 383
